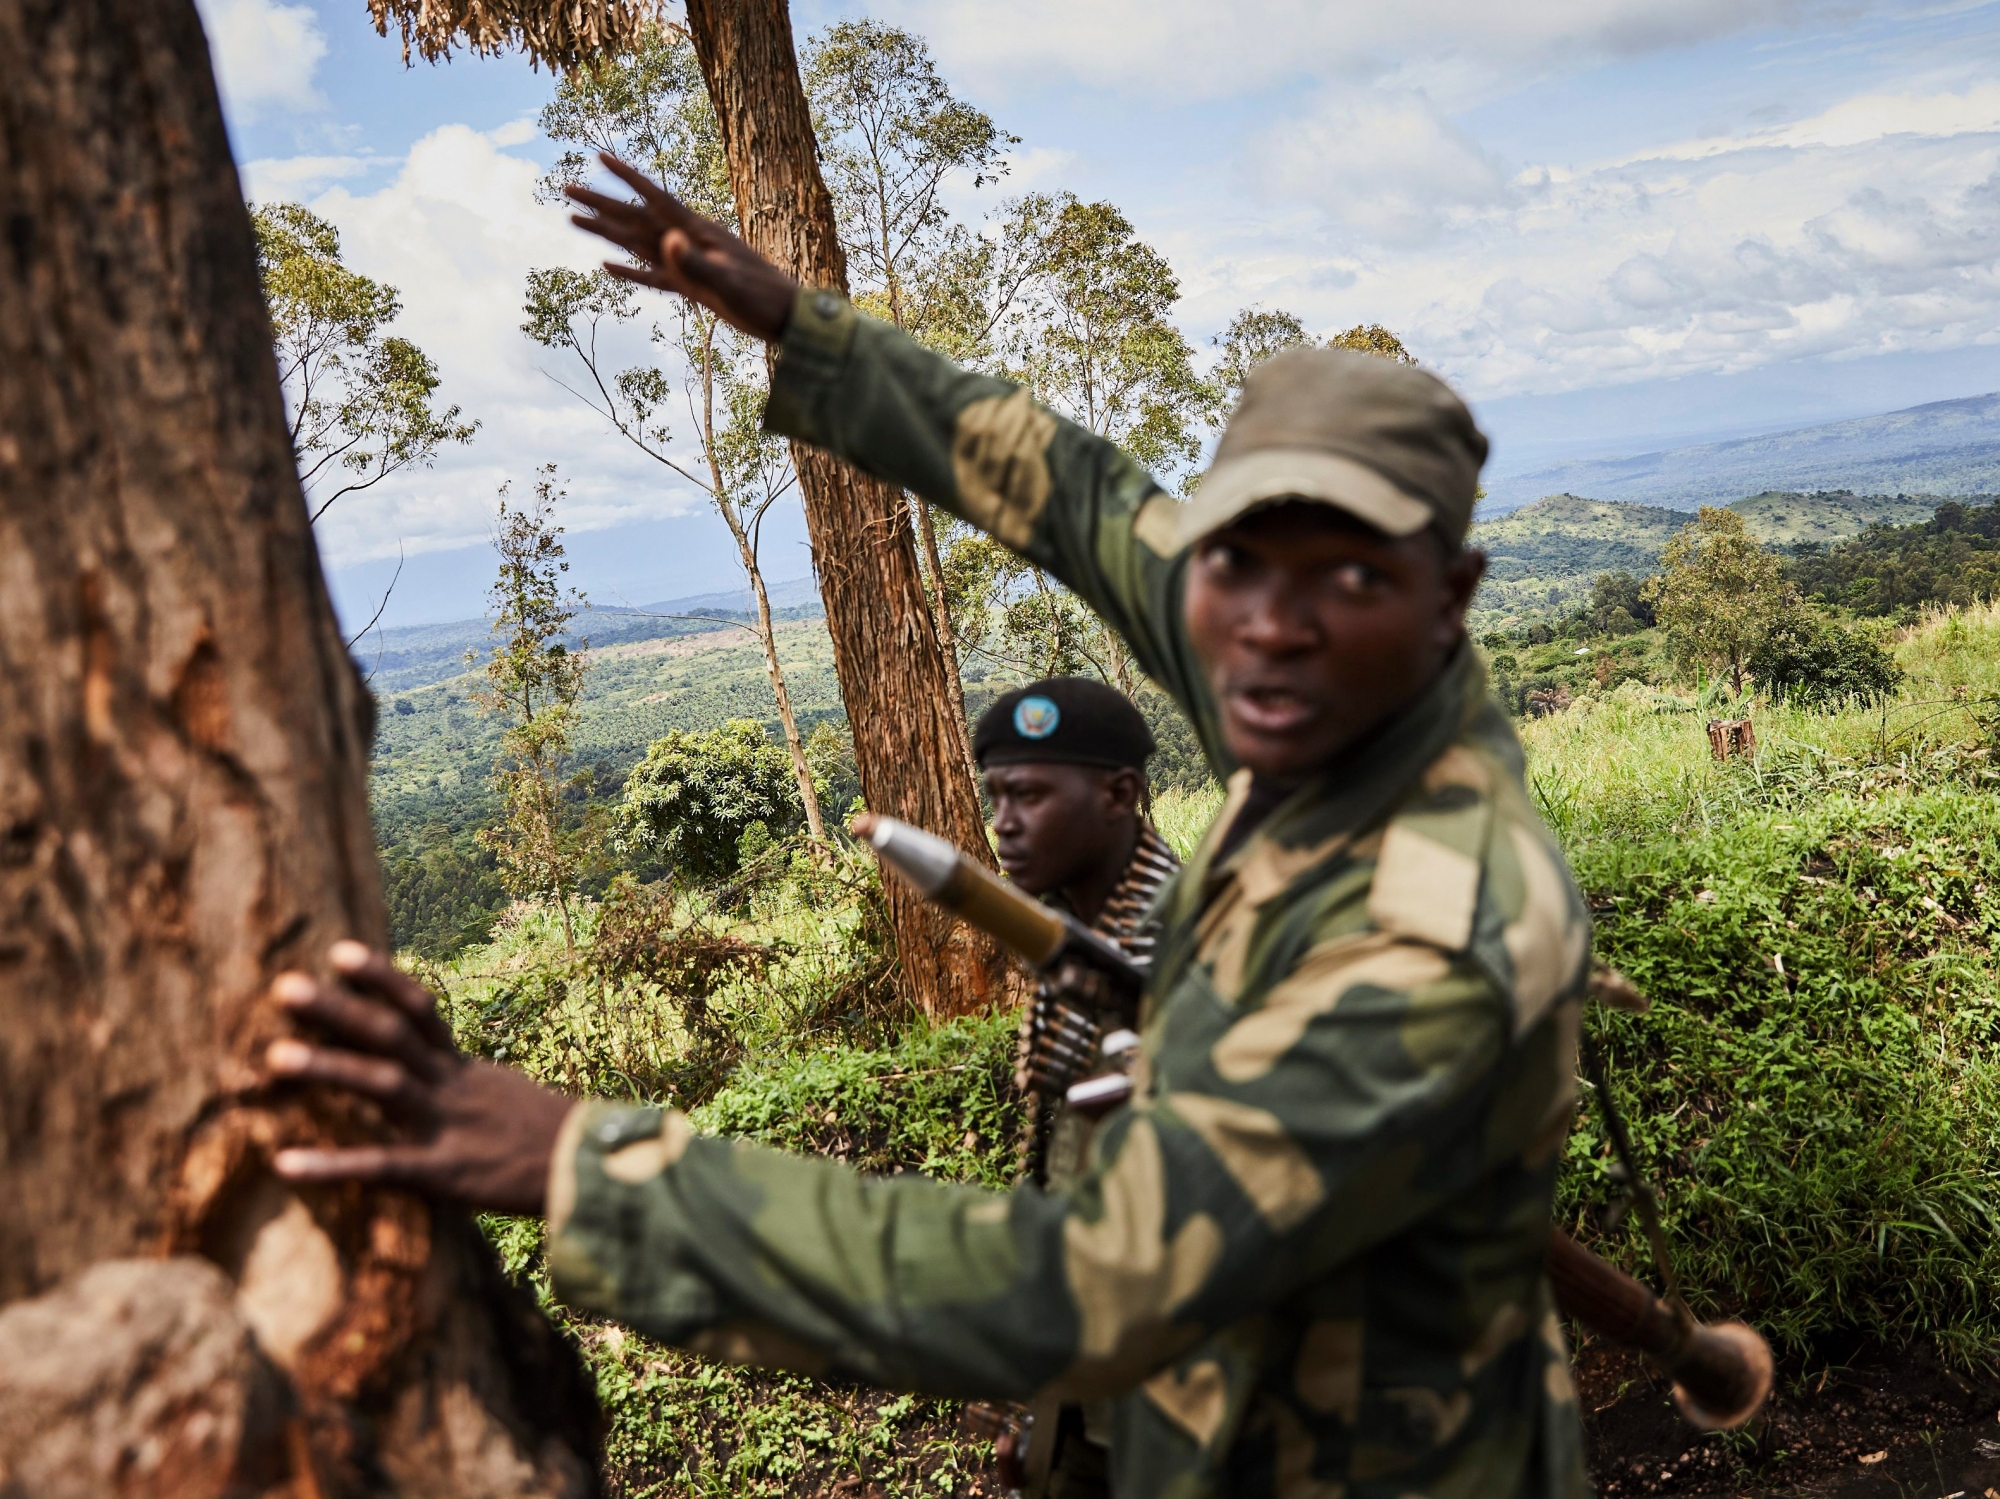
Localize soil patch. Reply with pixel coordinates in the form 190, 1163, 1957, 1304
1580, 1336, 2000, 1499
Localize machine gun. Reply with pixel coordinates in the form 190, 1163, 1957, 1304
855, 813, 1774, 1434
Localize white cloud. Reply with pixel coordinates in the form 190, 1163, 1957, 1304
1622, 82, 2000, 163
1319, 106, 2000, 399
877, 0, 1843, 99
197, 0, 327, 120
281, 126, 716, 568
1256, 93, 1513, 246
241, 154, 373, 200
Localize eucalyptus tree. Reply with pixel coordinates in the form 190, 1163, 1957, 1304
1331, 321, 1418, 362
940, 193, 1218, 696
524, 25, 825, 843
252, 201, 476, 524
803, 19, 1016, 774
1213, 305, 1312, 408
472, 465, 601, 952
1212, 308, 1418, 410
681, 0, 1014, 1020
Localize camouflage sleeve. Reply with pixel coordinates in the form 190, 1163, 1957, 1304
763, 287, 1220, 762
543, 945, 1515, 1403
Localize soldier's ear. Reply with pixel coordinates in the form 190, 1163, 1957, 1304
1103, 767, 1143, 818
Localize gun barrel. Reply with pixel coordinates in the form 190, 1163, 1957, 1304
859, 815, 1070, 968
1544, 1228, 1772, 1430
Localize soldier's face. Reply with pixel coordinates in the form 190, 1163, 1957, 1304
1184, 502, 1485, 779
984, 761, 1141, 897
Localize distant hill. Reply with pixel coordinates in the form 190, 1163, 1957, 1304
1470, 489, 1942, 626
360, 576, 826, 696
1481, 392, 2000, 513
1728, 489, 1936, 542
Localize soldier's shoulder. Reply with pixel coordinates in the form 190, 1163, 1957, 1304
1363, 727, 1590, 1037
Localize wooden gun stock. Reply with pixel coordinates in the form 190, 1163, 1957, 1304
1546, 1227, 1772, 1430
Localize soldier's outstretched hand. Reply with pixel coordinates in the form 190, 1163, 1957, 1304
264, 941, 574, 1214
566, 152, 797, 343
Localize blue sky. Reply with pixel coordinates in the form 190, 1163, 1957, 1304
196, 0, 2000, 626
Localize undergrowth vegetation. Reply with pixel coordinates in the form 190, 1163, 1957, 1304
1542, 602, 2000, 1365
407, 600, 2000, 1493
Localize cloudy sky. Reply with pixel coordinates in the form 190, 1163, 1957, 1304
196, 0, 2000, 627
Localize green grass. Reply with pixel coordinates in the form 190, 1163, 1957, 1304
434, 851, 1019, 1498
1152, 781, 1226, 859
475, 1006, 1019, 1498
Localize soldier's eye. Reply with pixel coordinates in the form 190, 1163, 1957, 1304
1328, 561, 1386, 595
1202, 541, 1254, 576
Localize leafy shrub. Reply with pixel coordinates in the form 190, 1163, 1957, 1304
805, 719, 863, 821
620, 718, 803, 880
1749, 609, 1902, 709
1569, 790, 2000, 1364
700, 1008, 1023, 1186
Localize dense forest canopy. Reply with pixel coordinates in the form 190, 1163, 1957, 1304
1785, 496, 2000, 615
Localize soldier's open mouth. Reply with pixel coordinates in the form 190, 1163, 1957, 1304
1232, 684, 1316, 734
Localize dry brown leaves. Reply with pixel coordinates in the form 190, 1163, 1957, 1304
366, 0, 677, 73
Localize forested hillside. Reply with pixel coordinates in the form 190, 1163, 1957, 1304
1472, 488, 1943, 627
373, 606, 1213, 956
1787, 495, 2000, 615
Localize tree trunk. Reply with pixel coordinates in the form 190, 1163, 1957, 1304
685, 0, 1011, 1021
735, 522, 828, 843
0, 3, 599, 1493
912, 494, 981, 787
693, 325, 826, 844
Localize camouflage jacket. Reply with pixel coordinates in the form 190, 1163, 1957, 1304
546, 291, 1594, 1499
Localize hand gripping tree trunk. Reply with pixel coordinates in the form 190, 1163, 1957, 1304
0, 3, 598, 1494
684, 0, 1012, 1021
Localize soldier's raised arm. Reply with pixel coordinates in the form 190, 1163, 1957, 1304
567, 155, 1203, 742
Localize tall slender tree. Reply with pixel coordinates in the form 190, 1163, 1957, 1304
682, 0, 1012, 1019
0, 1, 596, 1490
941, 192, 1217, 696
527, 27, 826, 845
474, 466, 601, 953
804, 21, 1017, 773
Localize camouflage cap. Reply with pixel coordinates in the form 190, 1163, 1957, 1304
1180, 346, 1488, 551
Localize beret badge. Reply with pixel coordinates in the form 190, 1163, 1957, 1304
1013, 695, 1061, 739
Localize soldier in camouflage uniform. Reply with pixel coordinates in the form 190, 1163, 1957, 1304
268, 154, 1594, 1499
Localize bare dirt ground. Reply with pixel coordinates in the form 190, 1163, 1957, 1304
1580, 1338, 2000, 1499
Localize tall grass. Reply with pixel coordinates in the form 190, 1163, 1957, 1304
1546, 605, 2000, 1364
1152, 781, 1226, 860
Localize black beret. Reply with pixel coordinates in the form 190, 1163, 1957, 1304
973, 677, 1156, 772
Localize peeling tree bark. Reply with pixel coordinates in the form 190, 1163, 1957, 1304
0, 2, 598, 1492
684, 0, 1013, 1021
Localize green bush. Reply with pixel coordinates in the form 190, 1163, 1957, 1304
1749, 609, 1903, 709
620, 719, 804, 881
